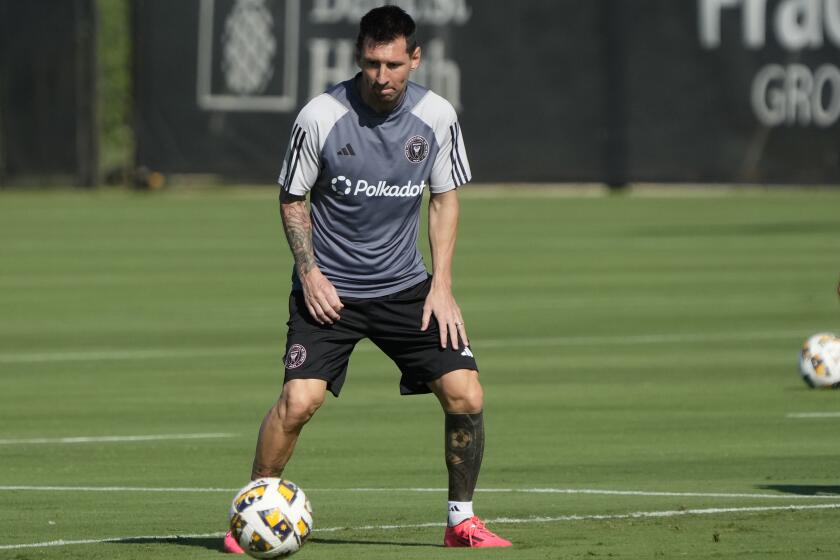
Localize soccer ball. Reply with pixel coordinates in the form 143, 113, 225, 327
799, 333, 840, 388
229, 478, 313, 558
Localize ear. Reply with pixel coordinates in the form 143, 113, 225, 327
410, 46, 421, 71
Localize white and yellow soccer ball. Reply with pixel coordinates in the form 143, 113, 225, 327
229, 478, 313, 558
799, 333, 840, 388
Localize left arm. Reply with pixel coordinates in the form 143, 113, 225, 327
421, 189, 468, 349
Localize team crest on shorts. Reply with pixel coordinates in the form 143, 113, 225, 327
404, 135, 429, 163
285, 344, 307, 369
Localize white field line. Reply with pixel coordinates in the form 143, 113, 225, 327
3, 503, 840, 550
787, 412, 840, 418
0, 485, 236, 493
1, 485, 838, 500
0, 346, 268, 364
0, 330, 806, 364
0, 433, 235, 445
338, 487, 840, 500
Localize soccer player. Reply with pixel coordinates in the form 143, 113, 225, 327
225, 5, 511, 551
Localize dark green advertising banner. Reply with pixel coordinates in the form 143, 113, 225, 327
621, 0, 840, 183
133, 0, 840, 184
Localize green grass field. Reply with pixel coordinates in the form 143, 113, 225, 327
1, 186, 839, 559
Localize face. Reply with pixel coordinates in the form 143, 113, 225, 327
356, 35, 421, 113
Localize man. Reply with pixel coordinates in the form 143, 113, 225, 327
225, 5, 510, 551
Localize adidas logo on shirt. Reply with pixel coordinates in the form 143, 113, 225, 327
337, 143, 355, 156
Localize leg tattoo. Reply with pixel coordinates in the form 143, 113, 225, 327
445, 411, 485, 501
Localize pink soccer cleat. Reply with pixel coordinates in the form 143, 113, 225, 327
443, 516, 512, 548
223, 530, 244, 554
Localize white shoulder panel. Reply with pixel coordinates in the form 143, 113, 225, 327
410, 90, 457, 148
278, 94, 349, 195
411, 91, 471, 192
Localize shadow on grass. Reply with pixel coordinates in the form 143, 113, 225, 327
757, 484, 840, 496
114, 535, 434, 551
310, 537, 433, 547
115, 536, 223, 551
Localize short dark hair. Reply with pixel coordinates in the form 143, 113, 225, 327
355, 5, 418, 56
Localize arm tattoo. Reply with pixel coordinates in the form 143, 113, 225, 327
280, 201, 317, 275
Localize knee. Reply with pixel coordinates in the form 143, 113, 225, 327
441, 373, 484, 414
274, 391, 323, 432
455, 383, 484, 413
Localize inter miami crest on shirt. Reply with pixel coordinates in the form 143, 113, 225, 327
404, 135, 429, 163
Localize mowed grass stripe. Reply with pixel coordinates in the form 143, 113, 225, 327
0, 329, 808, 364
4, 503, 840, 550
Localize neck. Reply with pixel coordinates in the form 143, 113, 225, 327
356, 75, 405, 114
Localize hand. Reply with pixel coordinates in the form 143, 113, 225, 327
300, 267, 343, 325
421, 283, 468, 350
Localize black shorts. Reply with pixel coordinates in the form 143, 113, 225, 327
282, 277, 478, 397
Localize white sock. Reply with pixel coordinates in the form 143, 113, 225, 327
448, 501, 474, 527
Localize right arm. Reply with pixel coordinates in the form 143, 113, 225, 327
280, 198, 343, 325
276, 96, 347, 325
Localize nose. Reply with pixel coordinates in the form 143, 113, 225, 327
375, 64, 389, 85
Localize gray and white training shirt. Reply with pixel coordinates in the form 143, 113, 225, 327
278, 75, 471, 298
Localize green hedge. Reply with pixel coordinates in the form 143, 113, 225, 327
97, 0, 133, 174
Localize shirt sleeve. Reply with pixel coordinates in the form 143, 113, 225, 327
277, 110, 322, 196
429, 111, 472, 194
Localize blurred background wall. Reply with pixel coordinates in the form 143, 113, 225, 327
1, 0, 839, 187
0, 0, 98, 186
